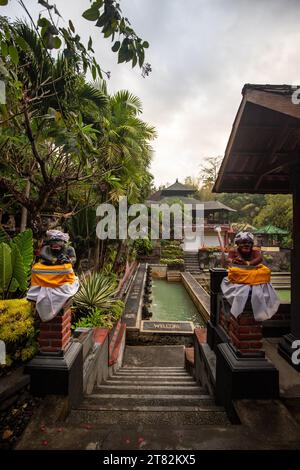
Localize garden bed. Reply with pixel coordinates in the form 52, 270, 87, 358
0, 368, 42, 449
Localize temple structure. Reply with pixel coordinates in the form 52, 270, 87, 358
147, 179, 235, 248
214, 83, 300, 371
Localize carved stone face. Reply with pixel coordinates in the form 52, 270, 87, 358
238, 241, 253, 255
49, 239, 64, 252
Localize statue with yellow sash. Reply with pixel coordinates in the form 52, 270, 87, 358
27, 230, 79, 322
221, 231, 280, 321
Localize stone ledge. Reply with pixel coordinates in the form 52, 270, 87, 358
0, 367, 30, 403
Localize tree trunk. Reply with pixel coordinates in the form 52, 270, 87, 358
112, 240, 125, 272
20, 179, 31, 232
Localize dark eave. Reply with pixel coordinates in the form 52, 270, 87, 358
213, 84, 300, 194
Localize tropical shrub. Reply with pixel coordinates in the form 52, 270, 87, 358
73, 304, 123, 330
0, 299, 37, 372
161, 248, 183, 258
73, 272, 124, 327
66, 207, 97, 267
160, 258, 184, 266
0, 229, 33, 299
160, 240, 181, 247
134, 238, 153, 256
74, 272, 118, 311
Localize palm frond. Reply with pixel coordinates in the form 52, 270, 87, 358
79, 83, 108, 110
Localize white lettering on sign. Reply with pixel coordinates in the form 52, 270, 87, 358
0, 340, 6, 365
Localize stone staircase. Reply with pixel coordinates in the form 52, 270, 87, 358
184, 251, 201, 275
69, 347, 229, 427
166, 270, 181, 282
270, 272, 291, 289
17, 345, 300, 450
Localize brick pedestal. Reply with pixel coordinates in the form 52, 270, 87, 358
38, 305, 72, 354
229, 313, 263, 354
25, 301, 83, 407
219, 308, 230, 334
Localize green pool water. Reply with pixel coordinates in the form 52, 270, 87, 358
151, 279, 205, 326
276, 289, 291, 303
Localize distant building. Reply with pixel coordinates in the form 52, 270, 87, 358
147, 179, 235, 250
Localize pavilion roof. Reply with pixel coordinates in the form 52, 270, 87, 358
254, 224, 289, 235
213, 84, 300, 194
161, 179, 196, 193
231, 222, 257, 233
147, 196, 236, 211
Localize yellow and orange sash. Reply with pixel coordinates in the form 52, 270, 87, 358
31, 263, 76, 288
228, 264, 271, 285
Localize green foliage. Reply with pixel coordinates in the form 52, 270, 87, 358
81, 0, 150, 72
0, 229, 33, 299
74, 272, 120, 314
134, 238, 153, 256
0, 227, 10, 244
66, 207, 97, 263
217, 193, 266, 222
12, 230, 34, 279
161, 249, 182, 258
0, 17, 155, 243
160, 240, 181, 247
254, 194, 292, 232
73, 303, 123, 330
0, 243, 12, 293
0, 13, 155, 272
160, 258, 184, 266
0, 299, 37, 372
160, 241, 183, 261
1, 0, 150, 75
73, 272, 124, 329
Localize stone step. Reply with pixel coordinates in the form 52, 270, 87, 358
96, 385, 206, 395
113, 374, 192, 380
107, 375, 195, 382
184, 256, 198, 258
83, 393, 214, 407
121, 366, 186, 371
68, 407, 230, 427
123, 345, 185, 368
103, 379, 197, 386
115, 369, 191, 375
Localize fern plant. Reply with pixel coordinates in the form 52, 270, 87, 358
0, 229, 33, 299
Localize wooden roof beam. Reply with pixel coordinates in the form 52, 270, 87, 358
245, 89, 300, 120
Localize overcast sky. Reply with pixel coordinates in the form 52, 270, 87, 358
3, 0, 300, 186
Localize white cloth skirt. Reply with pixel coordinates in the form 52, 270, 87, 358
221, 277, 280, 322
27, 278, 79, 322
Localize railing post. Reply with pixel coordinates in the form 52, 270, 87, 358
207, 268, 228, 351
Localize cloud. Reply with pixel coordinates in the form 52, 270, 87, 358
3, 0, 300, 186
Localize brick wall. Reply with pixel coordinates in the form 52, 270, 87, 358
38, 306, 72, 353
